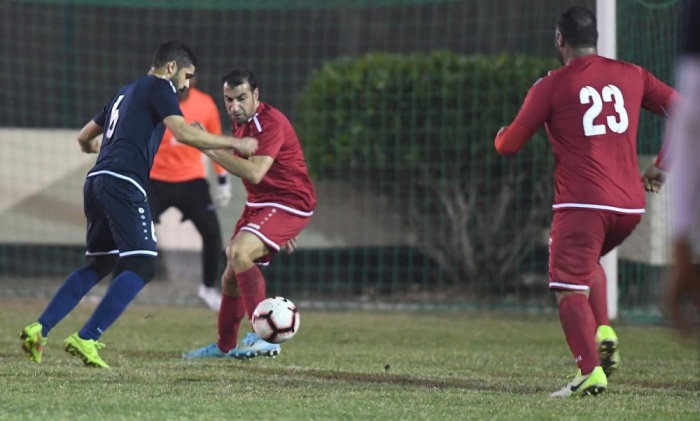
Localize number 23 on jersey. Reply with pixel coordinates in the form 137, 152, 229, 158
579, 85, 629, 137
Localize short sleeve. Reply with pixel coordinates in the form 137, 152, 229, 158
92, 104, 108, 127
255, 123, 284, 159
512, 76, 553, 131
151, 79, 183, 121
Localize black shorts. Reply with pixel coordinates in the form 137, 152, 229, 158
84, 174, 157, 257
147, 178, 215, 223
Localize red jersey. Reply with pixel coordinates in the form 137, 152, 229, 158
151, 88, 226, 182
510, 55, 675, 214
232, 102, 316, 214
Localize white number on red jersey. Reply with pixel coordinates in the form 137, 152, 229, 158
579, 85, 629, 137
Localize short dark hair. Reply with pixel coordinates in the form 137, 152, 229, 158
151, 40, 198, 69
557, 6, 598, 48
221, 68, 258, 92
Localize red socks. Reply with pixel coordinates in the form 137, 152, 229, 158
236, 265, 266, 319
558, 293, 598, 375
217, 295, 246, 353
216, 265, 266, 353
588, 264, 610, 326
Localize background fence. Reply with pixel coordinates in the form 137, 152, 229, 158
0, 0, 682, 321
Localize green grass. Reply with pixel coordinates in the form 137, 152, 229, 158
1, 298, 698, 420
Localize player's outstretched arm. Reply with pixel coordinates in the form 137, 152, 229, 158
203, 149, 273, 185
163, 115, 258, 156
77, 120, 104, 154
494, 122, 536, 156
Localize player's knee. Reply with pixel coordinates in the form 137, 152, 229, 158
554, 289, 588, 305
121, 255, 157, 283
85, 255, 117, 279
225, 245, 248, 266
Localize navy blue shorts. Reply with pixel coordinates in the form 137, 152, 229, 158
84, 174, 157, 257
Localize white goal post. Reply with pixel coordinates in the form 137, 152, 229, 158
596, 0, 619, 321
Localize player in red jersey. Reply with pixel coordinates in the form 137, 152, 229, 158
667, 0, 700, 335
495, 7, 678, 397
184, 68, 316, 360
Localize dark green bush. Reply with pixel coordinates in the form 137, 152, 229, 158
297, 51, 559, 293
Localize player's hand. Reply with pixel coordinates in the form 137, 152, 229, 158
666, 239, 700, 336
190, 121, 206, 131
234, 137, 258, 158
642, 164, 666, 193
79, 138, 100, 154
282, 237, 298, 254
215, 175, 232, 208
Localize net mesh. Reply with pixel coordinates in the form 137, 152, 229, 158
0, 0, 682, 320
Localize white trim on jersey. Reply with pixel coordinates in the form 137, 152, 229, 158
246, 201, 314, 217
85, 249, 120, 256
87, 170, 147, 198
120, 250, 158, 257
252, 114, 262, 132
551, 203, 645, 214
239, 226, 281, 251
549, 282, 590, 291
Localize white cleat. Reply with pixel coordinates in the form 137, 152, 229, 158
198, 285, 222, 311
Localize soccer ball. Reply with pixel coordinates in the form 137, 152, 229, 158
251, 297, 300, 344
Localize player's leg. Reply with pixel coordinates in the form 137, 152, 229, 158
227, 208, 311, 359
591, 213, 642, 376
224, 230, 279, 359
183, 262, 246, 359
178, 178, 223, 311
185, 207, 310, 360
548, 210, 607, 397
64, 176, 157, 368
21, 177, 117, 363
147, 179, 173, 281
183, 228, 266, 359
588, 261, 621, 377
587, 262, 620, 375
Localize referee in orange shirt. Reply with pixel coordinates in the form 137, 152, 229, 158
149, 77, 229, 311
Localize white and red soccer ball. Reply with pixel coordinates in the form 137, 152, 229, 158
251, 297, 300, 344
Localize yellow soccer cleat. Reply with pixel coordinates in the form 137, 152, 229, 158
596, 325, 620, 377
20, 322, 47, 363
550, 366, 608, 398
63, 332, 110, 368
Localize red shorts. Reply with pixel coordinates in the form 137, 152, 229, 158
232, 205, 311, 265
548, 209, 641, 291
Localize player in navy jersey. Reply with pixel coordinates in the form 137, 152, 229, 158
494, 7, 678, 396
184, 68, 316, 360
667, 0, 700, 335
20, 41, 258, 368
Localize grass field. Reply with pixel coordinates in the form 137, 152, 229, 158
1, 298, 698, 420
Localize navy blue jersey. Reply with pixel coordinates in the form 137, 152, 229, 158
89, 75, 183, 193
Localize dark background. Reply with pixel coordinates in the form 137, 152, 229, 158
0, 0, 594, 128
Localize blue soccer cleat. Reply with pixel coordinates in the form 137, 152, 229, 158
227, 332, 281, 360
183, 343, 228, 359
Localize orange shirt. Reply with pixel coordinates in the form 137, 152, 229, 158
150, 88, 225, 182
